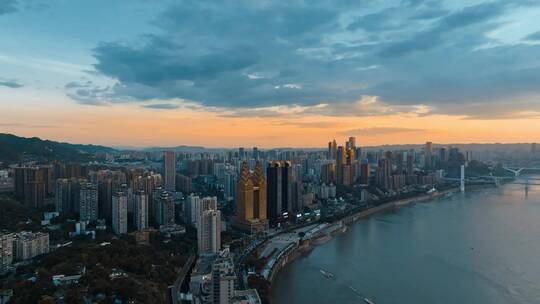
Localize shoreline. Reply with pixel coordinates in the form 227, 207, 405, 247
262, 184, 496, 287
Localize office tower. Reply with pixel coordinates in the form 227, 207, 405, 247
112, 191, 128, 234
155, 190, 175, 226
328, 139, 337, 159
347, 136, 356, 150
163, 151, 176, 192
425, 141, 433, 169
291, 180, 303, 212
133, 191, 148, 231
198, 209, 221, 254
13, 232, 49, 261
236, 161, 267, 231
79, 182, 98, 221
336, 143, 356, 186
266, 161, 292, 227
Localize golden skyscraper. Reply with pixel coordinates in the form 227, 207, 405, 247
235, 161, 267, 232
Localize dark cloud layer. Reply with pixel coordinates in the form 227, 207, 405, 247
341, 127, 431, 136
0, 0, 17, 15
71, 0, 540, 119
0, 78, 23, 88
142, 103, 180, 110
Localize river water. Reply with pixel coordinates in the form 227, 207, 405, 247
270, 182, 540, 304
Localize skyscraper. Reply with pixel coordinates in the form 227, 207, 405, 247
321, 163, 336, 184
328, 139, 337, 159
79, 182, 98, 221
112, 191, 128, 234
134, 191, 148, 231
163, 151, 176, 192
347, 136, 356, 150
236, 161, 267, 231
266, 161, 292, 227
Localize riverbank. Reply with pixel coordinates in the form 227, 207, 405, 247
256, 185, 495, 288
269, 180, 539, 304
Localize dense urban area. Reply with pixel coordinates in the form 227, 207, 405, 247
1, 133, 538, 304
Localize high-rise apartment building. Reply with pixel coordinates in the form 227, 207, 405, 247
98, 178, 113, 223
198, 209, 221, 254
185, 194, 201, 227
79, 182, 98, 221
155, 189, 175, 226
55, 178, 71, 214
376, 158, 393, 190
359, 162, 370, 185
14, 166, 51, 208
13, 232, 49, 261
133, 191, 149, 231
0, 233, 14, 273
112, 191, 128, 234
163, 151, 176, 192
211, 252, 236, 304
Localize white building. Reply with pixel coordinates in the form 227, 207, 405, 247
198, 210, 221, 254
0, 233, 14, 273
13, 231, 49, 261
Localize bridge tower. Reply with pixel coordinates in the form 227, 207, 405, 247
460, 165, 465, 193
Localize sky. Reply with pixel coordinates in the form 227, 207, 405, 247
1, 0, 540, 148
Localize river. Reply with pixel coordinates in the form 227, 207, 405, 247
270, 181, 540, 304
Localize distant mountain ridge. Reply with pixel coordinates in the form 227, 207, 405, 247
0, 133, 116, 163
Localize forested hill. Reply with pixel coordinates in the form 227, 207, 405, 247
0, 133, 116, 163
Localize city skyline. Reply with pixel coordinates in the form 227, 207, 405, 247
2, 1, 540, 147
